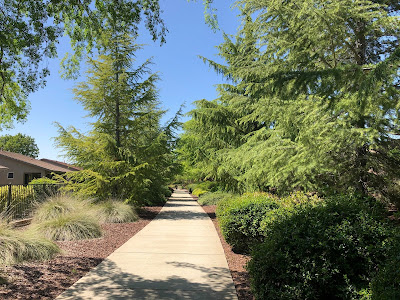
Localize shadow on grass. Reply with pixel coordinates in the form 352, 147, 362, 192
58, 258, 237, 300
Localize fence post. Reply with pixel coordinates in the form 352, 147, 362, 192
6, 183, 12, 219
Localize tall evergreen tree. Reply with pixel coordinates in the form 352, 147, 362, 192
55, 35, 179, 204
180, 0, 400, 197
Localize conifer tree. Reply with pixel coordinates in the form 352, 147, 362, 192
181, 0, 400, 197
55, 35, 178, 204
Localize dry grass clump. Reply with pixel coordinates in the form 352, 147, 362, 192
32, 193, 92, 222
0, 221, 59, 265
33, 212, 102, 241
31, 193, 102, 241
96, 199, 138, 223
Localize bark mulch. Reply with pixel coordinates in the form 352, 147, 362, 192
0, 206, 163, 300
201, 205, 255, 300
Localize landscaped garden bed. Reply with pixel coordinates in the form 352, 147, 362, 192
201, 204, 254, 300
0, 206, 163, 300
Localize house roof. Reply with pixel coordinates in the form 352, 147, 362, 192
0, 150, 78, 173
40, 159, 82, 171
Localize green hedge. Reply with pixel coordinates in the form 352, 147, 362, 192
216, 192, 279, 253
247, 195, 398, 300
370, 239, 400, 299
197, 191, 236, 206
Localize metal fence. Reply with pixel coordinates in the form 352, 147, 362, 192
0, 184, 65, 221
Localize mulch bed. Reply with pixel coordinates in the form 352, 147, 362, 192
201, 205, 255, 300
0, 196, 255, 300
0, 206, 163, 300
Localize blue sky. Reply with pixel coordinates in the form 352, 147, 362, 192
4, 0, 240, 161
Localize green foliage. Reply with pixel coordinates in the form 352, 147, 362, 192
31, 193, 102, 241
197, 191, 235, 206
32, 194, 91, 223
0, 0, 167, 128
216, 192, 279, 253
33, 212, 102, 241
187, 181, 219, 192
0, 133, 39, 158
96, 199, 138, 223
192, 188, 208, 197
29, 178, 59, 185
179, 0, 400, 198
0, 0, 59, 128
370, 240, 400, 299
54, 34, 180, 206
248, 195, 398, 299
0, 220, 59, 265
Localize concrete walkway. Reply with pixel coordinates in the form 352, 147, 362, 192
57, 190, 238, 300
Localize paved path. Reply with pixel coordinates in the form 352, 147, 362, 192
57, 190, 237, 300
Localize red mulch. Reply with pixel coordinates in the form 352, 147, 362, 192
0, 206, 163, 300
201, 205, 255, 300
0, 197, 255, 300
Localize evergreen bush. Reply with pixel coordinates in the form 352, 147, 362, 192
216, 192, 279, 253
248, 195, 397, 299
370, 239, 400, 299
197, 191, 236, 206
192, 188, 208, 197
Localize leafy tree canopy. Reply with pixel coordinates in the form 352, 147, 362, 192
0, 0, 219, 128
180, 0, 400, 199
0, 133, 39, 158
0, 0, 166, 128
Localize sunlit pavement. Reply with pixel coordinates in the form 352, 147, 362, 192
57, 189, 237, 300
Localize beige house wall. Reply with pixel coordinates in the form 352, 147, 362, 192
0, 156, 46, 185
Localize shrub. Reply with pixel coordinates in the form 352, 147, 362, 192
187, 181, 219, 193
192, 188, 208, 197
248, 195, 397, 300
197, 191, 236, 206
96, 199, 138, 223
0, 221, 59, 265
216, 192, 279, 253
370, 239, 400, 299
33, 212, 102, 241
29, 177, 59, 185
259, 191, 321, 232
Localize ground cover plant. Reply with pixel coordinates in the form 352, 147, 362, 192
0, 221, 59, 266
247, 194, 399, 299
0, 205, 164, 299
31, 194, 102, 241
197, 191, 235, 206
33, 213, 102, 241
96, 199, 138, 223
